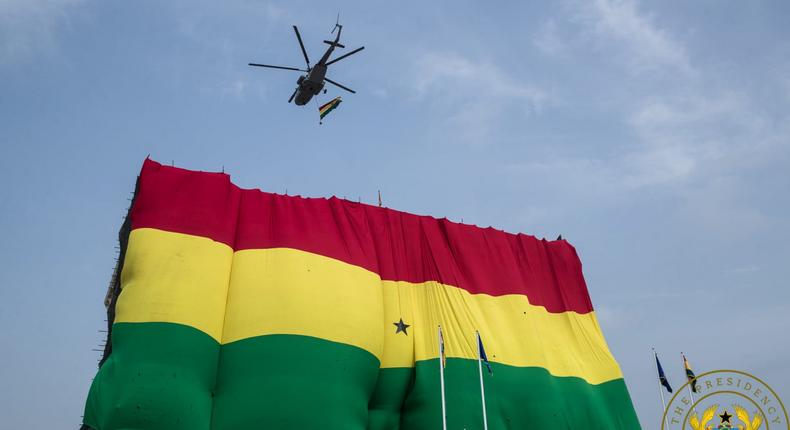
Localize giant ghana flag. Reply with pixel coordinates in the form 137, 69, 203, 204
82, 159, 641, 430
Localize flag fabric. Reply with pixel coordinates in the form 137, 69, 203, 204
477, 332, 493, 375
683, 354, 699, 393
318, 96, 342, 119
81, 159, 642, 430
656, 353, 673, 393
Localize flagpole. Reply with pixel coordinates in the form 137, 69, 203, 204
439, 325, 447, 430
476, 331, 489, 430
686, 383, 697, 414
682, 353, 697, 414
653, 349, 670, 429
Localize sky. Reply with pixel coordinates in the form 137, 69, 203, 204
1, 0, 789, 428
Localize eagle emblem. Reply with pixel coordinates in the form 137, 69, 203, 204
689, 404, 763, 430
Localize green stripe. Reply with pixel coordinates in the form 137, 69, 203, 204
211, 333, 379, 429
369, 367, 414, 429
401, 359, 641, 429
83, 323, 219, 430
84, 322, 640, 429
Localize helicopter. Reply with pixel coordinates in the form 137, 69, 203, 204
249, 20, 364, 106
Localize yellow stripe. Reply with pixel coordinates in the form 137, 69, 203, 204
380, 281, 621, 383
222, 246, 385, 356
117, 228, 623, 384
115, 228, 233, 341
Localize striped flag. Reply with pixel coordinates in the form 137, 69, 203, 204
683, 354, 699, 393
319, 96, 342, 119
81, 158, 642, 430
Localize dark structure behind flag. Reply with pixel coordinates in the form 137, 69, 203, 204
655, 353, 673, 393
477, 332, 493, 375
683, 354, 699, 393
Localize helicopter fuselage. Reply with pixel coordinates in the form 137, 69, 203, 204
293, 32, 339, 105
293, 64, 328, 106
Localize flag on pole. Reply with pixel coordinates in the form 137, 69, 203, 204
319, 96, 342, 119
476, 331, 490, 430
655, 353, 673, 393
683, 354, 699, 393
477, 332, 493, 375
439, 325, 446, 368
438, 325, 448, 430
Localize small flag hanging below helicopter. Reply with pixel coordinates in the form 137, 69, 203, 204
319, 96, 342, 121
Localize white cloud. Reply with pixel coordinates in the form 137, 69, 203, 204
167, 1, 289, 100
782, 69, 790, 102
621, 146, 696, 188
623, 92, 771, 187
559, 0, 788, 191
410, 52, 548, 145
0, 0, 85, 64
595, 305, 626, 329
370, 88, 389, 99
505, 79, 788, 240
200, 77, 270, 102
219, 79, 248, 99
413, 52, 546, 105
574, 0, 693, 74
727, 265, 760, 274
174, 0, 288, 41
533, 19, 569, 57
507, 157, 620, 196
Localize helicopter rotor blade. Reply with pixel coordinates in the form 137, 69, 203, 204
292, 25, 311, 68
288, 88, 298, 103
248, 63, 306, 72
324, 77, 356, 94
324, 46, 365, 66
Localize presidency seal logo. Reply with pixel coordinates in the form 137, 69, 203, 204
662, 370, 788, 430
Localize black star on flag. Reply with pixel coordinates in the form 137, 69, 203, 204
393, 318, 410, 335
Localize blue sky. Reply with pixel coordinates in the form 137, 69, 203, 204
1, 1, 789, 428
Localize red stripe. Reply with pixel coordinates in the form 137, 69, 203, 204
130, 159, 594, 314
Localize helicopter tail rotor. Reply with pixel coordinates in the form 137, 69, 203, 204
288, 88, 298, 103
331, 13, 341, 34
